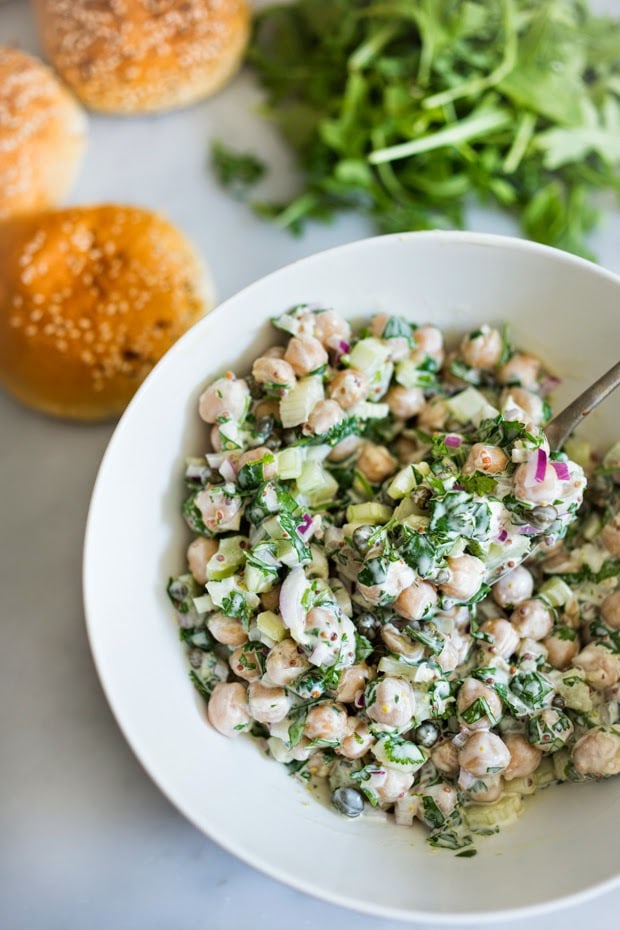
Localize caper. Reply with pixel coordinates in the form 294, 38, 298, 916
415, 722, 440, 748
356, 612, 380, 640
529, 505, 559, 530
352, 524, 375, 555
331, 786, 365, 818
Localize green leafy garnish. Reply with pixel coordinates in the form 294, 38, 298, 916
211, 140, 267, 197
213, 0, 620, 258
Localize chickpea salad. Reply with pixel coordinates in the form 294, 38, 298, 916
167, 305, 620, 853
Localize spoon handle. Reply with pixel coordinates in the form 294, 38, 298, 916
545, 359, 620, 451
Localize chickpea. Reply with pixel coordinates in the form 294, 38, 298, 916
195, 487, 242, 534
252, 356, 296, 390
385, 385, 426, 420
307, 399, 344, 436
543, 631, 580, 669
460, 772, 504, 803
394, 580, 438, 621
260, 584, 281, 612
510, 599, 553, 641
207, 612, 248, 646
328, 434, 362, 462
480, 618, 519, 659
459, 731, 511, 777
336, 664, 371, 703
460, 326, 503, 371
366, 677, 415, 728
247, 681, 291, 724
207, 682, 250, 737
572, 727, 620, 777
229, 645, 265, 682
602, 590, 620, 630
198, 375, 250, 424
502, 387, 545, 426
238, 446, 278, 481
186, 536, 218, 585
436, 637, 462, 673
513, 457, 561, 507
503, 733, 542, 781
462, 443, 508, 475
530, 708, 574, 753
303, 702, 348, 744
457, 677, 502, 730
327, 369, 368, 409
337, 719, 375, 759
356, 442, 397, 484
368, 313, 391, 338
284, 335, 328, 377
432, 739, 459, 776
417, 398, 449, 432
440, 554, 485, 602
265, 638, 310, 686
375, 767, 415, 804
497, 352, 541, 389
263, 345, 285, 359
394, 435, 419, 465
573, 643, 620, 692
381, 624, 425, 661
411, 325, 444, 368
357, 559, 414, 606
492, 565, 534, 609
312, 309, 351, 348
601, 516, 620, 557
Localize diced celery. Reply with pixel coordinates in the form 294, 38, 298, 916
582, 513, 602, 541
279, 376, 324, 428
206, 575, 260, 611
346, 502, 393, 524
257, 610, 287, 642
192, 593, 214, 615
387, 465, 418, 499
217, 420, 244, 450
578, 543, 609, 573
602, 440, 620, 470
307, 544, 329, 580
392, 498, 417, 521
538, 576, 573, 608
446, 387, 499, 425
206, 536, 248, 581
465, 794, 523, 830
297, 462, 339, 504
564, 437, 592, 471
348, 401, 390, 420
394, 359, 436, 389
244, 563, 276, 594
348, 338, 391, 376
277, 446, 304, 479
402, 514, 430, 531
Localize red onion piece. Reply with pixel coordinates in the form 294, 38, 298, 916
497, 528, 508, 542
534, 448, 548, 483
519, 525, 539, 536
279, 567, 308, 642
551, 460, 570, 481
219, 458, 238, 483
445, 434, 462, 448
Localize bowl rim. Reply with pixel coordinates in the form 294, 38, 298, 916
83, 230, 620, 925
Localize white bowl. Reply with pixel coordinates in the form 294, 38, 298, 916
83, 232, 620, 924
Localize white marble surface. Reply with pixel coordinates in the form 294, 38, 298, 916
1, 2, 620, 928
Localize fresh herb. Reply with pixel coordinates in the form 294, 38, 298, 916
215, 0, 620, 258
211, 140, 267, 197
354, 632, 374, 663
457, 472, 498, 497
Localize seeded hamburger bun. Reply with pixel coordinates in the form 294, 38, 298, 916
0, 46, 86, 221
0, 205, 213, 420
34, 0, 251, 114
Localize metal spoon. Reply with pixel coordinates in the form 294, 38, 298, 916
545, 359, 620, 451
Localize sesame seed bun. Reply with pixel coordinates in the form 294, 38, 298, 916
0, 205, 214, 420
34, 0, 251, 114
0, 46, 86, 221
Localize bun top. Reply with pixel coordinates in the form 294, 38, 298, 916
0, 205, 213, 420
0, 45, 86, 220
35, 0, 251, 113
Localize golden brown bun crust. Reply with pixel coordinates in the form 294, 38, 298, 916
0, 46, 86, 221
34, 0, 251, 114
0, 206, 213, 420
